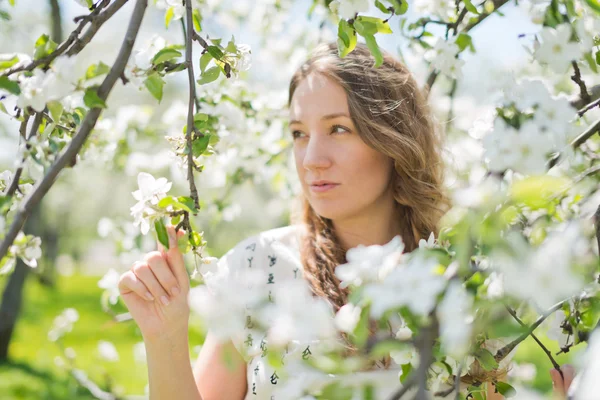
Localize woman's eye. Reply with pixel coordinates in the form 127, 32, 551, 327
331, 125, 350, 135
291, 130, 305, 139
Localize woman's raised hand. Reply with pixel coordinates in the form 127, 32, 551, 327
118, 225, 190, 341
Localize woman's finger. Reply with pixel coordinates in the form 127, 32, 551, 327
132, 261, 172, 306
118, 269, 155, 301
164, 225, 188, 286
145, 250, 180, 297
550, 368, 567, 396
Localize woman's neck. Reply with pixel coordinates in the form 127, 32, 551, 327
332, 198, 402, 251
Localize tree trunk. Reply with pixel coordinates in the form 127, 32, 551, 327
0, 204, 41, 362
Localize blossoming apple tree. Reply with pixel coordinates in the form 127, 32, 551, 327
1, 0, 600, 398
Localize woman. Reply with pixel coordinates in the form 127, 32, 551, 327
117, 43, 556, 399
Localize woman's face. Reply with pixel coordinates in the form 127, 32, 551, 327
289, 72, 395, 222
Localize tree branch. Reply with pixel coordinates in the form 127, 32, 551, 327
0, 0, 148, 262
494, 301, 565, 363
571, 60, 591, 106
48, 0, 63, 43
504, 305, 563, 379
184, 0, 201, 213
1, 0, 126, 78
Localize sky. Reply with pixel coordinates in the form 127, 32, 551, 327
0, 0, 540, 164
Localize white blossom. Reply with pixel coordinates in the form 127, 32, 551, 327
418, 232, 436, 249
335, 235, 404, 289
155, 0, 185, 21
48, 308, 79, 342
544, 309, 569, 344
97, 340, 119, 362
425, 36, 465, 79
98, 268, 121, 305
334, 303, 362, 333
259, 279, 336, 346
188, 267, 267, 341
329, 0, 369, 19
362, 252, 447, 318
483, 119, 554, 175
491, 225, 584, 310
130, 172, 172, 235
437, 282, 473, 357
133, 35, 167, 70
533, 24, 582, 73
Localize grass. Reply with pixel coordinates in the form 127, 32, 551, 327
0, 273, 206, 399
0, 273, 584, 399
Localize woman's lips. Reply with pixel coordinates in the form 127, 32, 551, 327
310, 183, 339, 193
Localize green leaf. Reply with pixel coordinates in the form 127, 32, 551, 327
389, 0, 408, 14
354, 18, 378, 36
400, 363, 412, 384
155, 219, 170, 250
144, 73, 165, 102
165, 7, 175, 28
337, 20, 357, 58
509, 176, 570, 210
350, 305, 369, 348
197, 66, 220, 85
194, 113, 209, 122
363, 384, 375, 400
193, 9, 203, 32
177, 196, 198, 213
374, 0, 391, 13
207, 45, 224, 60
494, 382, 516, 397
456, 33, 475, 53
47, 101, 63, 122
356, 16, 392, 34
318, 382, 354, 400
364, 34, 384, 67
0, 55, 19, 70
463, 0, 480, 14
85, 61, 110, 80
192, 134, 211, 157
585, 0, 600, 14
585, 51, 598, 73
0, 76, 20, 95
33, 34, 57, 59
83, 88, 107, 109
474, 348, 499, 371
199, 52, 212, 73
152, 48, 182, 65
0, 195, 12, 214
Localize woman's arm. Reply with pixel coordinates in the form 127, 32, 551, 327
145, 329, 202, 400
192, 331, 248, 400
145, 329, 247, 400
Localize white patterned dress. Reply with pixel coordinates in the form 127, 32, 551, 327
213, 225, 515, 400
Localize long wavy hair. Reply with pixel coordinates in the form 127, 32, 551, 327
289, 42, 451, 315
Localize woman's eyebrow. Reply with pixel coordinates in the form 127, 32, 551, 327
289, 112, 350, 125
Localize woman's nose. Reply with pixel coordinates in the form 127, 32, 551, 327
302, 134, 333, 171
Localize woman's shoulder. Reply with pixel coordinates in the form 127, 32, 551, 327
219, 224, 306, 271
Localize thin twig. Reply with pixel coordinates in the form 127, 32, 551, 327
388, 373, 417, 400
184, 0, 201, 213
1, 0, 112, 77
66, 0, 129, 57
504, 305, 563, 379
577, 97, 600, 117
494, 301, 565, 363
571, 60, 591, 106
0, 0, 148, 262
